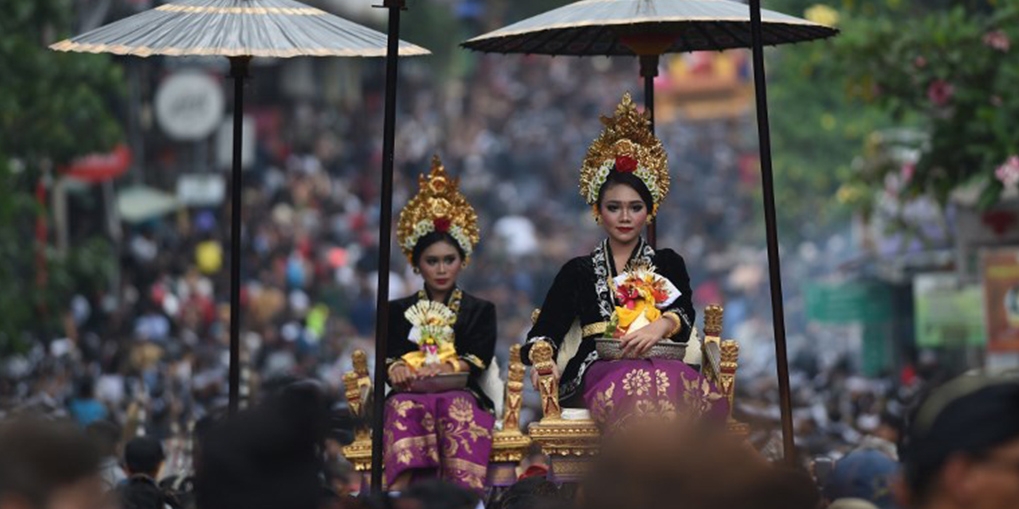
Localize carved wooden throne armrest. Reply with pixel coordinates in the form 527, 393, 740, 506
526, 341, 601, 483
487, 345, 533, 486
700, 305, 750, 437
342, 349, 374, 474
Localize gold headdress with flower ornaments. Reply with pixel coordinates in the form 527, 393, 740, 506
579, 92, 670, 217
397, 155, 480, 265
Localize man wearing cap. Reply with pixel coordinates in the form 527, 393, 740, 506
896, 373, 1019, 509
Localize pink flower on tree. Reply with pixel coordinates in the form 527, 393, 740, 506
914, 55, 927, 68
927, 80, 954, 107
901, 162, 916, 183
983, 30, 1010, 52
995, 156, 1019, 188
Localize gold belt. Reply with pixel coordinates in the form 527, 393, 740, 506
582, 321, 609, 338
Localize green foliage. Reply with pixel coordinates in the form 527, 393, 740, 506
0, 0, 124, 167
750, 0, 897, 241
0, 0, 124, 352
833, 0, 1019, 207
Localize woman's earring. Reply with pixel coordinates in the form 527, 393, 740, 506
413, 267, 420, 275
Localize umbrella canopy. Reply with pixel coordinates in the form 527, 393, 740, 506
50, 0, 429, 58
51, 0, 429, 419
116, 186, 181, 224
462, 0, 836, 55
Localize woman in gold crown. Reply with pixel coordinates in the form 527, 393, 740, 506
522, 94, 727, 430
383, 156, 496, 491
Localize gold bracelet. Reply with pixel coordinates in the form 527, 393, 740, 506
447, 359, 462, 373
662, 312, 683, 337
387, 360, 408, 378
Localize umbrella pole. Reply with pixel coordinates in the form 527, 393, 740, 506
747, 0, 795, 465
228, 56, 251, 416
640, 54, 658, 248
371, 0, 405, 494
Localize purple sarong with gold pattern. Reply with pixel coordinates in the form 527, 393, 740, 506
383, 390, 494, 491
582, 359, 728, 432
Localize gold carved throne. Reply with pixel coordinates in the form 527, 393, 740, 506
527, 305, 748, 482
340, 348, 530, 488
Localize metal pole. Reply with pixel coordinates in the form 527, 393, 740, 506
640, 54, 658, 248
371, 0, 404, 493
228, 56, 250, 416
747, 0, 795, 465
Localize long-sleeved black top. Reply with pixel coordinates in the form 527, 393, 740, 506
385, 288, 497, 411
522, 237, 694, 405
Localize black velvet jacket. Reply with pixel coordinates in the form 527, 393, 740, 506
522, 237, 695, 405
384, 288, 497, 411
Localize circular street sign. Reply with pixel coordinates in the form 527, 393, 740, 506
154, 71, 225, 141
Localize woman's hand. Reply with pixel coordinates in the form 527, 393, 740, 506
417, 363, 444, 378
389, 364, 415, 387
619, 318, 673, 357
530, 362, 560, 390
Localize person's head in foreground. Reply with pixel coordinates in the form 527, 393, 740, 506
897, 373, 1019, 509
824, 449, 899, 509
195, 381, 329, 509
583, 419, 819, 509
0, 418, 107, 509
124, 437, 165, 478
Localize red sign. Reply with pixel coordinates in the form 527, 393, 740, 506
982, 248, 1019, 352
60, 144, 132, 183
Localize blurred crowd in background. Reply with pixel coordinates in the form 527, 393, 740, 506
0, 0, 970, 489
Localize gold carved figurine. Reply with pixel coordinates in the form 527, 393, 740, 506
503, 345, 525, 432
342, 349, 374, 473
489, 345, 533, 483
721, 339, 749, 436
529, 341, 562, 421
701, 305, 724, 387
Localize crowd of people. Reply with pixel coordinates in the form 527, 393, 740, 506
1, 371, 1017, 509
0, 4, 953, 505
1, 50, 862, 438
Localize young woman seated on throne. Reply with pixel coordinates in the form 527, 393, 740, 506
521, 94, 728, 432
383, 156, 497, 492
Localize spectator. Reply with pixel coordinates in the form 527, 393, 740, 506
824, 449, 899, 509
399, 480, 479, 509
896, 373, 1019, 509
0, 417, 107, 509
491, 476, 561, 509
68, 377, 108, 427
118, 437, 177, 509
195, 384, 325, 509
84, 421, 126, 490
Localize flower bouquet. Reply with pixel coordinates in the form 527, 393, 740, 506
605, 262, 681, 338
597, 263, 685, 360
403, 301, 458, 368
399, 300, 467, 392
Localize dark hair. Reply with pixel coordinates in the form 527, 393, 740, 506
401, 480, 479, 509
76, 376, 96, 399
411, 231, 466, 267
85, 420, 122, 458
125, 437, 165, 476
493, 477, 562, 509
901, 378, 1019, 502
0, 418, 101, 508
195, 391, 324, 509
596, 170, 653, 212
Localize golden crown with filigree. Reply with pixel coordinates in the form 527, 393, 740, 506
579, 92, 670, 217
397, 155, 480, 265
